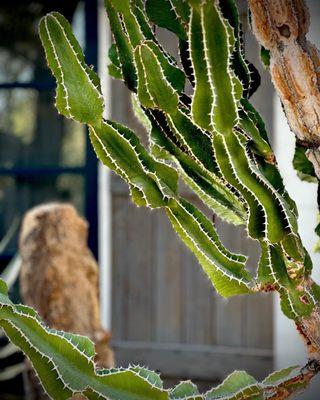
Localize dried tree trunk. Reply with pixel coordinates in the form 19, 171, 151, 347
248, 0, 320, 362
19, 203, 114, 399
248, 0, 320, 177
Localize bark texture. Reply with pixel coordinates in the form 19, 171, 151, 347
248, 0, 320, 177
19, 203, 114, 400
248, 0, 320, 363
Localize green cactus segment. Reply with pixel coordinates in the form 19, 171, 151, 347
1, 321, 73, 399
106, 0, 185, 93
167, 111, 218, 172
146, 0, 189, 40
108, 0, 144, 48
206, 371, 261, 400
108, 120, 178, 198
134, 43, 179, 113
257, 242, 274, 288
260, 47, 271, 69
257, 243, 293, 289
240, 100, 298, 219
238, 108, 273, 160
240, 99, 273, 159
104, 0, 302, 252
279, 288, 314, 320
133, 43, 218, 172
39, 13, 104, 125
108, 44, 123, 80
133, 1, 156, 40
169, 381, 202, 400
213, 133, 263, 240
207, 364, 315, 399
171, 198, 247, 263
257, 243, 315, 319
241, 101, 300, 235
255, 156, 298, 218
108, 0, 130, 13
140, 41, 185, 93
90, 121, 178, 208
131, 93, 152, 131
263, 365, 311, 394
254, 159, 303, 261
166, 198, 253, 298
293, 143, 317, 183
201, 1, 242, 133
150, 119, 247, 225
1, 276, 312, 398
189, 6, 212, 131
179, 169, 245, 225
240, 101, 298, 219
105, 0, 137, 90
188, 0, 242, 132
281, 233, 305, 263
205, 366, 313, 400
240, 100, 270, 142
0, 303, 168, 399
219, 0, 260, 98
129, 366, 163, 389
250, 154, 303, 262
213, 130, 298, 243
21, 0, 319, 396
143, 107, 217, 176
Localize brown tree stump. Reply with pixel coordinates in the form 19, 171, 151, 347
19, 203, 114, 399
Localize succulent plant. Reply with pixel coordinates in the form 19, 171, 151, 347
0, 1, 319, 398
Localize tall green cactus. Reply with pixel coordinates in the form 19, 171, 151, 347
0, 0, 320, 398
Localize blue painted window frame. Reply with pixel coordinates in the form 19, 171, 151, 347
0, 0, 99, 262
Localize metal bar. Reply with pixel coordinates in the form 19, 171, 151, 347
84, 0, 99, 258
0, 166, 85, 177
0, 253, 16, 262
0, 82, 56, 91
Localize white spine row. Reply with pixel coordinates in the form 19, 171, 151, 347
166, 204, 252, 291
0, 303, 167, 399
44, 17, 72, 119
51, 15, 103, 100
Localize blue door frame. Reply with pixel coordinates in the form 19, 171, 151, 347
0, 0, 99, 263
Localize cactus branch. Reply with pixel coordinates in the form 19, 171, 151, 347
0, 0, 319, 397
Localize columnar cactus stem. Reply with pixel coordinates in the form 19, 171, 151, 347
299, 284, 320, 361
248, 0, 320, 361
248, 0, 320, 178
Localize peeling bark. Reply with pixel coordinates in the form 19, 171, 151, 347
19, 203, 114, 399
248, 0, 320, 374
248, 0, 320, 177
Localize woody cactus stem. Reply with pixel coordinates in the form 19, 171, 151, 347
248, 0, 320, 177
248, 0, 320, 361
